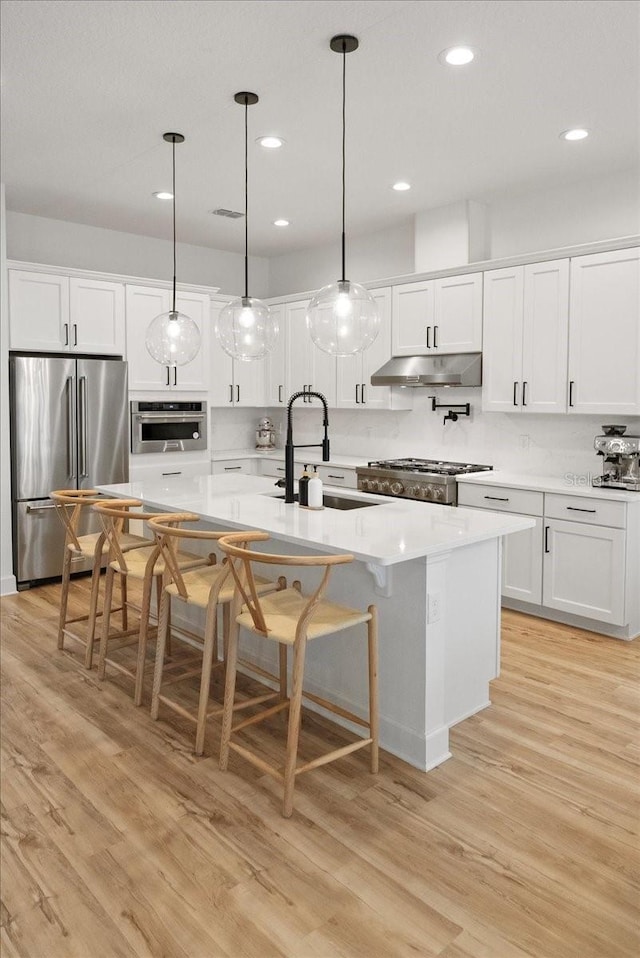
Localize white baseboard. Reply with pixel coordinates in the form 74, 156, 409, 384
1, 574, 17, 597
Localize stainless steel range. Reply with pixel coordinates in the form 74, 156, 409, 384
357, 458, 493, 505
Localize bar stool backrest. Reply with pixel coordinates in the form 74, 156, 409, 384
218, 532, 354, 640
51, 488, 103, 551
146, 513, 228, 599
92, 499, 163, 575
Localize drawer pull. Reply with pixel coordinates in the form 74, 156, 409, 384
484, 495, 509, 502
566, 506, 596, 513
276, 466, 285, 472
544, 525, 550, 553
224, 466, 242, 471
327, 474, 345, 480
162, 471, 182, 476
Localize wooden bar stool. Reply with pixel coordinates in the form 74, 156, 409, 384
93, 500, 212, 707
147, 516, 287, 756
218, 531, 378, 818
51, 489, 150, 669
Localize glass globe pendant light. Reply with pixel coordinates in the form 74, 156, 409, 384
146, 132, 201, 366
216, 93, 278, 361
306, 35, 380, 357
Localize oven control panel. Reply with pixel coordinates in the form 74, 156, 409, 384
357, 476, 451, 503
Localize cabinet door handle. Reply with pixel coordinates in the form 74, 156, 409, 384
569, 381, 575, 407
361, 383, 366, 404
566, 506, 597, 513
73, 323, 78, 346
484, 495, 509, 502
278, 385, 283, 403
162, 471, 182, 476
166, 367, 170, 386
426, 326, 431, 349
63, 323, 69, 346
224, 465, 242, 471
513, 381, 519, 406
229, 384, 233, 403
522, 381, 527, 406
355, 383, 360, 404
433, 325, 438, 348
236, 385, 240, 403
544, 525, 550, 553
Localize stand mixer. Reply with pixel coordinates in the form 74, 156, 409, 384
593, 425, 640, 491
255, 417, 276, 450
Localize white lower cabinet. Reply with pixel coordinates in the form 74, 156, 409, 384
211, 458, 256, 475
259, 459, 287, 479
543, 518, 625, 625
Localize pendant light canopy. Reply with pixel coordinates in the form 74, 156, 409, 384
146, 133, 201, 366
216, 93, 278, 362
306, 35, 380, 357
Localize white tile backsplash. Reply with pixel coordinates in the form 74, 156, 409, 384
262, 393, 640, 481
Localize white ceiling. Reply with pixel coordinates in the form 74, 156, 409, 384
1, 0, 638, 258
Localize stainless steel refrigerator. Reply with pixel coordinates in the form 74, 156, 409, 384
9, 353, 129, 588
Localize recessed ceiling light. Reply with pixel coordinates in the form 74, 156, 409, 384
392, 181, 411, 191
153, 191, 173, 200
560, 128, 589, 141
440, 46, 475, 66
257, 135, 284, 149
273, 218, 290, 227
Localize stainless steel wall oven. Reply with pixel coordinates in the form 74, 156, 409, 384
130, 400, 207, 453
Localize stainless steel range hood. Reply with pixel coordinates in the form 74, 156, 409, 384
371, 352, 482, 387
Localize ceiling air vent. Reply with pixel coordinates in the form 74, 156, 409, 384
210, 208, 244, 219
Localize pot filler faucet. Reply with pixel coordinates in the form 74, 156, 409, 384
282, 391, 330, 503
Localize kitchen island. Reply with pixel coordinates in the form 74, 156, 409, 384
98, 474, 534, 771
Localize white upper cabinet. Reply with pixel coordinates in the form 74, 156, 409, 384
482, 260, 569, 414
210, 297, 265, 407
567, 248, 640, 415
126, 284, 210, 391
391, 273, 482, 356
264, 303, 287, 406
9, 269, 124, 355
336, 288, 412, 410
286, 299, 336, 408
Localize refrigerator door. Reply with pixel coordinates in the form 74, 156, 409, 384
10, 354, 77, 498
76, 358, 129, 489
14, 498, 94, 585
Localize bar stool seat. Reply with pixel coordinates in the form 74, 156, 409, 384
94, 500, 213, 707
52, 489, 150, 669
218, 531, 378, 818
147, 515, 286, 756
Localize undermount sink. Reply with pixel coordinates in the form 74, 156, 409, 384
271, 493, 378, 511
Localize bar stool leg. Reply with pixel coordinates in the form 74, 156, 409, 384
283, 634, 307, 819
278, 644, 288, 701
150, 588, 171, 721
98, 566, 116, 680
120, 574, 128, 630
195, 601, 218, 756
219, 617, 240, 771
133, 573, 156, 707
83, 545, 104, 669
368, 606, 379, 774
57, 546, 73, 650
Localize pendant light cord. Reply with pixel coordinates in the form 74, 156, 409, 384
171, 136, 177, 314
341, 43, 347, 284
244, 99, 249, 300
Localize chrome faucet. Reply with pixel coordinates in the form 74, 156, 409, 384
282, 391, 330, 503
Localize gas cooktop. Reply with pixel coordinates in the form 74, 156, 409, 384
356, 458, 493, 504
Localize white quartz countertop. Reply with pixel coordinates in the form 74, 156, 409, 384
211, 448, 368, 469
97, 474, 534, 566
456, 470, 640, 502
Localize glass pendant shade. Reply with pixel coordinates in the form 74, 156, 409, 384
306, 280, 380, 356
216, 296, 278, 361
145, 310, 201, 366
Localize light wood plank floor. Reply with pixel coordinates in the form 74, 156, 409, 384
1, 578, 638, 958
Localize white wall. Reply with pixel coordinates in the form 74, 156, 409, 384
6, 211, 270, 298
268, 218, 415, 298
487, 167, 640, 259
1, 184, 17, 594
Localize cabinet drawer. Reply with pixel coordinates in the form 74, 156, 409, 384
457, 483, 544, 516
316, 465, 357, 489
211, 458, 255, 475
259, 459, 286, 478
544, 493, 626, 528
129, 459, 210, 482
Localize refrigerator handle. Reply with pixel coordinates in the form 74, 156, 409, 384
78, 375, 88, 478
66, 376, 76, 478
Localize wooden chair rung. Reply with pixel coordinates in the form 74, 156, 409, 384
295, 738, 373, 776
228, 741, 284, 782
160, 667, 210, 687
231, 698, 289, 733
302, 689, 371, 729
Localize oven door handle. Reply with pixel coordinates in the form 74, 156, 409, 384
134, 412, 207, 422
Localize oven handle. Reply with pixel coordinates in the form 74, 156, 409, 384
134, 412, 207, 422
